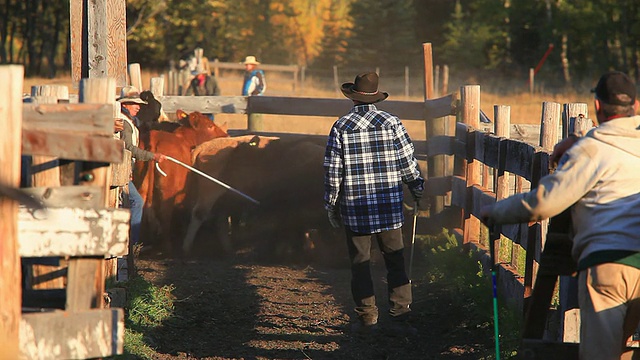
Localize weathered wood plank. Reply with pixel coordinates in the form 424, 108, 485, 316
22, 104, 114, 135
247, 95, 456, 120
474, 133, 501, 169
69, 0, 84, 83
158, 95, 248, 114
211, 61, 298, 72
0, 64, 23, 357
18, 208, 130, 257
158, 94, 456, 121
21, 186, 106, 209
469, 184, 496, 218
105, 0, 127, 86
426, 135, 453, 156
22, 130, 124, 162
110, 149, 132, 186
20, 309, 124, 359
424, 176, 452, 196
503, 141, 539, 180
66, 258, 103, 310
450, 175, 467, 208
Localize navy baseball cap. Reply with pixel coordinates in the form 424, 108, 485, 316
592, 71, 636, 106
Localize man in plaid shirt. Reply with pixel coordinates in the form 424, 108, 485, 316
324, 72, 424, 336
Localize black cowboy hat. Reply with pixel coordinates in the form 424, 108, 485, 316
341, 72, 389, 104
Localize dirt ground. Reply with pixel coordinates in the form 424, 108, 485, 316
135, 236, 496, 360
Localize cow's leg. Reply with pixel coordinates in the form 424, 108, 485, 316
183, 204, 208, 254
214, 214, 232, 255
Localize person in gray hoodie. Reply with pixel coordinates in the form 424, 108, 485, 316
481, 71, 640, 360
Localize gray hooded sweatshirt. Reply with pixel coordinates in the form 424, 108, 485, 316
487, 115, 640, 263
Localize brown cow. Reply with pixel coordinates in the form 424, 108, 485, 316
134, 110, 229, 252
182, 135, 342, 265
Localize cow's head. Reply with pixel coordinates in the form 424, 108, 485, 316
186, 111, 229, 142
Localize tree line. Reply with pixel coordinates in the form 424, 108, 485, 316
2, 0, 639, 90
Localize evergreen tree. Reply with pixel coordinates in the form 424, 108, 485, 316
345, 0, 417, 73
312, 0, 349, 71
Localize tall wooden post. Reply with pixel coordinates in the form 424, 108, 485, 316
424, 43, 445, 215
150, 77, 165, 97
77, 77, 117, 301
0, 65, 23, 357
559, 103, 590, 342
494, 105, 513, 280
404, 66, 410, 99
128, 63, 142, 90
539, 102, 562, 151
563, 103, 589, 138
461, 85, 481, 244
70, 0, 127, 87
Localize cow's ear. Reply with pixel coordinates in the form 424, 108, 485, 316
188, 113, 199, 128
176, 109, 188, 120
249, 135, 261, 147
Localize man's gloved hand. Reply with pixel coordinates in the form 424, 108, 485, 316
407, 179, 424, 203
327, 206, 341, 229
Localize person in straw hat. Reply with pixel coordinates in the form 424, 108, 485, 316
323, 71, 424, 336
116, 85, 166, 246
241, 55, 266, 96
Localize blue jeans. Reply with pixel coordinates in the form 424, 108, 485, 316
128, 181, 143, 245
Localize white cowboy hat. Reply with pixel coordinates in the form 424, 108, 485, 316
243, 56, 260, 65
116, 85, 147, 105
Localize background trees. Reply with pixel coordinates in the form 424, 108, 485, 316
2, 0, 640, 88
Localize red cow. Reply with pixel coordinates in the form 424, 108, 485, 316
134, 110, 229, 253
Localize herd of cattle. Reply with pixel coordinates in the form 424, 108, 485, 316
132, 93, 343, 265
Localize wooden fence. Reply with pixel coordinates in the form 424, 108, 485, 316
1, 67, 127, 358
159, 49, 450, 98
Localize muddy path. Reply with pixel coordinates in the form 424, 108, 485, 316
135, 246, 496, 360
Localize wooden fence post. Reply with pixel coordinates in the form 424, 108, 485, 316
494, 105, 513, 273
128, 63, 142, 90
213, 58, 220, 79
167, 70, 176, 95
424, 43, 446, 217
405, 66, 410, 99
461, 85, 481, 244
333, 65, 339, 96
0, 65, 23, 356
539, 102, 562, 151
558, 103, 590, 342
24, 87, 68, 292
442, 65, 449, 95
78, 77, 117, 297
150, 77, 165, 97
70, 0, 127, 86
434, 65, 440, 98
529, 68, 535, 95
564, 103, 590, 137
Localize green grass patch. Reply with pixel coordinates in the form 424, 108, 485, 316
108, 276, 176, 359
416, 228, 521, 359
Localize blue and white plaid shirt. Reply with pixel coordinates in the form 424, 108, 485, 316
324, 104, 423, 234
